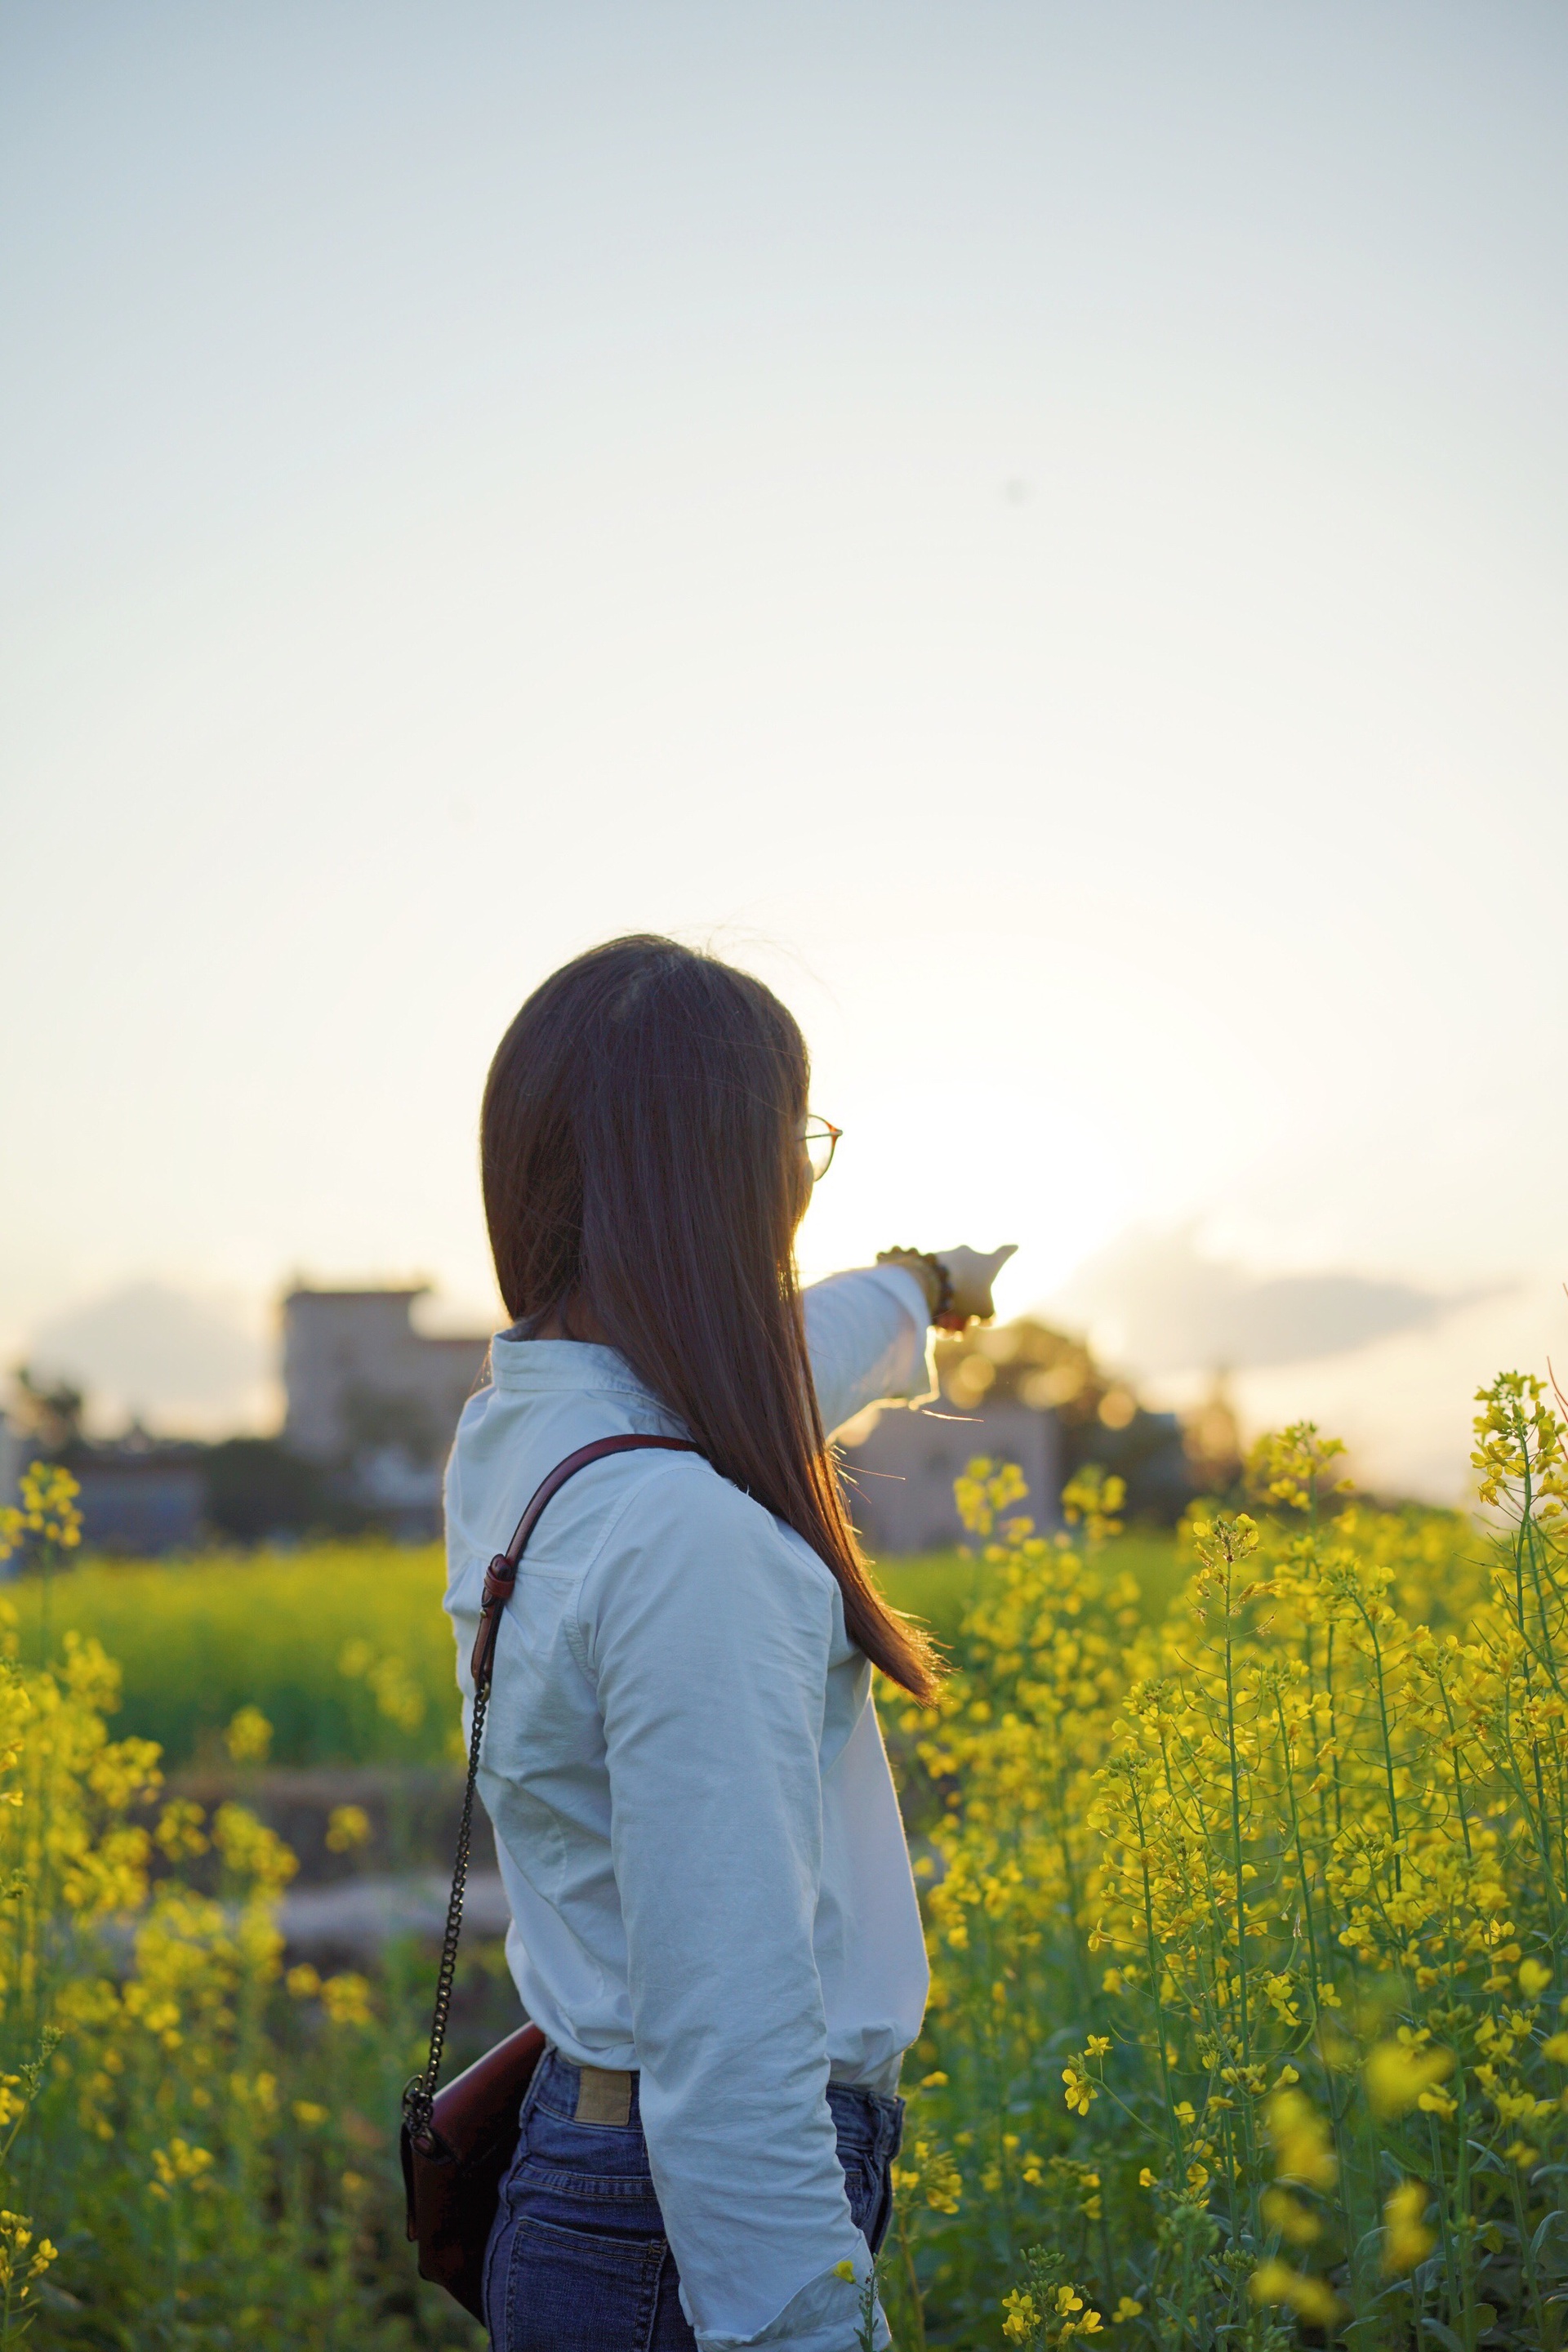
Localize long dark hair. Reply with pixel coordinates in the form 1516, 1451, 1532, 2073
480, 934, 940, 1701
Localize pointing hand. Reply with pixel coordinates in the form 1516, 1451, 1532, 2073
931, 1245, 1018, 1328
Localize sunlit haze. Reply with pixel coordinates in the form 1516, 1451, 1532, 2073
4, 4, 1566, 1496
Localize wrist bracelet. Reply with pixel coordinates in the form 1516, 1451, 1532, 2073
876, 1247, 956, 1325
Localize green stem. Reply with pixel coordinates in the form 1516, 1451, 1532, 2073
1352, 1597, 1403, 1893
1324, 1620, 1343, 1841
1434, 1664, 1474, 1864
1128, 1772, 1182, 2173
1425, 2106, 1460, 2335
1218, 1535, 1260, 2244
893, 2202, 927, 2352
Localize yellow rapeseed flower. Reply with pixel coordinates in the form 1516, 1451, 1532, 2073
1381, 2181, 1435, 2275
325, 1802, 372, 1852
1266, 2090, 1337, 2190
1001, 2287, 1038, 2342
1250, 2261, 1342, 2326
1062, 2063, 1095, 2117
319, 1971, 373, 2028
1364, 2039, 1454, 2122
223, 1704, 273, 1765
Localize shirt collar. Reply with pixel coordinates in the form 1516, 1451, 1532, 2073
488, 1332, 661, 1401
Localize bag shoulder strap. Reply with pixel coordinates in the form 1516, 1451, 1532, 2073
408, 1433, 701, 2143
468, 1432, 699, 1685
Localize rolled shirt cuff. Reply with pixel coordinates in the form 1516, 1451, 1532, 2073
693, 2256, 890, 2352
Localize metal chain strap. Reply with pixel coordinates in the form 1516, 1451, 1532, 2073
404, 1663, 492, 2146
402, 1434, 700, 2153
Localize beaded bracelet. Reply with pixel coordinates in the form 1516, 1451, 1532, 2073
876, 1247, 960, 1328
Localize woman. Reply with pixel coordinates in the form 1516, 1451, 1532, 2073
444, 935, 1013, 2352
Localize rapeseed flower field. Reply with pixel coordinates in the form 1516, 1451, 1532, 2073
0, 1465, 484, 2347
5, 1537, 1080, 1771
1, 1374, 1565, 2345
7, 1540, 466, 1771
882, 1378, 1568, 2348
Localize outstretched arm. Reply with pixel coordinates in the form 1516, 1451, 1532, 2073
802, 1245, 1015, 1438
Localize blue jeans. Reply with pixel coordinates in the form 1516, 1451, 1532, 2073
483, 2048, 905, 2351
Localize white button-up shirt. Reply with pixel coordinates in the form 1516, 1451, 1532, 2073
443, 1266, 934, 2352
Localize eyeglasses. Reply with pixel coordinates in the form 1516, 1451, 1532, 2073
802, 1116, 843, 1183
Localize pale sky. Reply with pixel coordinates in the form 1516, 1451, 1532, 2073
3, 3, 1566, 1496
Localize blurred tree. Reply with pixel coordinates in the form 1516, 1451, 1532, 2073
201, 1439, 362, 1544
933, 1318, 1198, 1523
10, 1365, 86, 1455
1182, 1373, 1244, 1497
339, 1383, 442, 1466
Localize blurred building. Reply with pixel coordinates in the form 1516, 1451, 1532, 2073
282, 1288, 490, 1536
73, 1449, 206, 1553
837, 1401, 1060, 1556
0, 1396, 206, 1558
274, 1293, 1201, 1548
0, 1413, 22, 1512
926, 1318, 1200, 1525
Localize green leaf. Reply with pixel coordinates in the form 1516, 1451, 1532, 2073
34, 2282, 83, 2313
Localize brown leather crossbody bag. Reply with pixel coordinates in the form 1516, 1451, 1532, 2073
400, 1432, 700, 2321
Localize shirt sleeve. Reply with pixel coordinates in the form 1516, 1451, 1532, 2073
802, 1265, 936, 1438
578, 1461, 886, 2352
